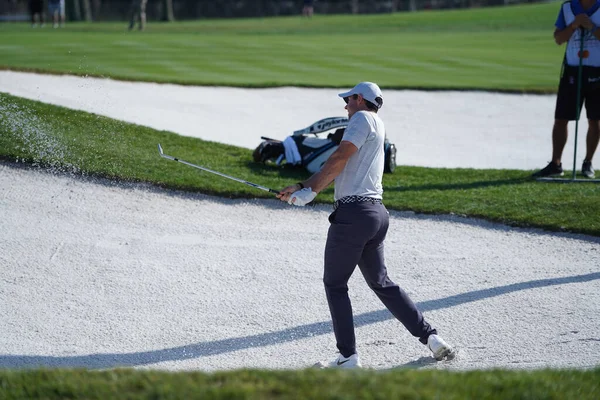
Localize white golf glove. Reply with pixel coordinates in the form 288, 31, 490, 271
288, 187, 317, 207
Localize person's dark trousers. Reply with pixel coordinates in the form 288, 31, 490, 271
323, 202, 436, 358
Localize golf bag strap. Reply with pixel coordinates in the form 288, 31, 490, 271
292, 117, 349, 136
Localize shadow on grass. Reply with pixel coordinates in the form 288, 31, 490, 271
244, 161, 309, 179
385, 176, 530, 192
2, 272, 599, 369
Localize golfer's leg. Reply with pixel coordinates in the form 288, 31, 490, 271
324, 216, 364, 357
357, 205, 436, 344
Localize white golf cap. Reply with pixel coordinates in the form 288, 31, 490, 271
338, 82, 383, 109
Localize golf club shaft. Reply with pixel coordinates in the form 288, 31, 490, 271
157, 144, 279, 194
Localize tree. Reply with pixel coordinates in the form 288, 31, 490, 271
163, 0, 175, 21
92, 0, 102, 20
71, 0, 82, 20
81, 0, 92, 21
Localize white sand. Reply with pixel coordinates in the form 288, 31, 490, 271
1, 72, 599, 372
1, 70, 594, 170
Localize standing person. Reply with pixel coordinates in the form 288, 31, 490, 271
533, 0, 600, 178
29, 0, 44, 27
277, 82, 455, 368
128, 0, 148, 31
48, 0, 65, 28
303, 0, 314, 17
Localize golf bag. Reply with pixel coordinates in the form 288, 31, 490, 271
253, 117, 397, 174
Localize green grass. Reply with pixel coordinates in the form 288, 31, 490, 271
2, 92, 599, 236
0, 3, 565, 92
1, 4, 599, 396
0, 368, 599, 399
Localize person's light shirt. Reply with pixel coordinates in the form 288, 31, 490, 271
334, 110, 385, 201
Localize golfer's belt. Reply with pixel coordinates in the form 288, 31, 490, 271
334, 195, 383, 210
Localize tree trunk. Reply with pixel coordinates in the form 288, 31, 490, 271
163, 0, 175, 21
92, 0, 101, 20
72, 0, 82, 21
351, 0, 359, 14
81, 0, 92, 21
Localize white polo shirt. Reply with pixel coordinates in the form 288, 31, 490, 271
333, 110, 385, 201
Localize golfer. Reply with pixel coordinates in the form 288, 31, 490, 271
277, 82, 455, 368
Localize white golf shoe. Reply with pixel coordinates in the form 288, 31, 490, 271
427, 334, 456, 361
314, 353, 362, 369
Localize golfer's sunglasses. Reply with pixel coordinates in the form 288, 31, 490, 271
343, 94, 359, 104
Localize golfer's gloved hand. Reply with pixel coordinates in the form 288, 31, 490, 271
288, 187, 317, 207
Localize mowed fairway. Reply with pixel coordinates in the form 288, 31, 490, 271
0, 3, 562, 91
2, 3, 600, 398
1, 3, 600, 236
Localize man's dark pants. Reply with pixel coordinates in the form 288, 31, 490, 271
324, 201, 436, 358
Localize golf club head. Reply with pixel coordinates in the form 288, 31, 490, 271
157, 143, 164, 156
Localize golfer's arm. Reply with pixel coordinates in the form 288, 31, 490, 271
302, 141, 357, 194
555, 25, 576, 45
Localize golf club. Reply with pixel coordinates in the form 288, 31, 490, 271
157, 144, 279, 194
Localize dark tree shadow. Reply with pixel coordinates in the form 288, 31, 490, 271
390, 356, 438, 370
2, 272, 598, 369
385, 177, 530, 193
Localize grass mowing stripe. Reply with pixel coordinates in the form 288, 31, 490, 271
0, 4, 560, 35
0, 4, 564, 91
1, 4, 599, 393
1, 92, 599, 236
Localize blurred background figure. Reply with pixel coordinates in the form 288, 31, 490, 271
128, 0, 148, 31
29, 0, 44, 27
48, 0, 65, 28
303, 0, 314, 17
